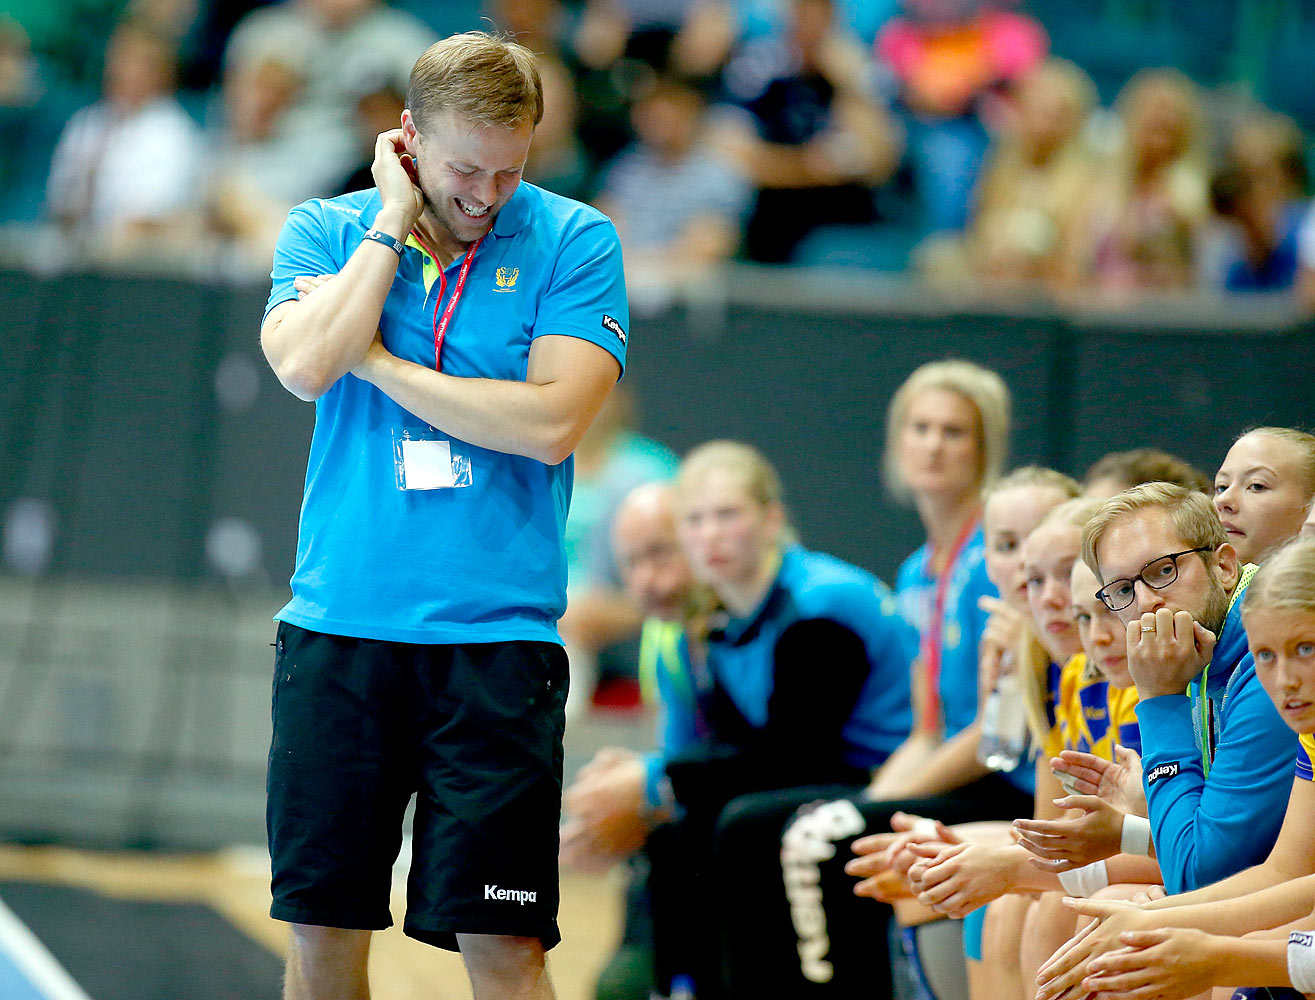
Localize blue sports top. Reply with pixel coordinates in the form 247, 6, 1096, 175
1137, 566, 1298, 893
265, 183, 628, 644
706, 545, 915, 769
894, 528, 995, 740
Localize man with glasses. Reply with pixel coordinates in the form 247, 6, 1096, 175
1081, 483, 1296, 893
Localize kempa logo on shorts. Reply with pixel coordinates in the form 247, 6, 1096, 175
1293, 932, 1315, 948
1147, 761, 1180, 786
485, 884, 537, 904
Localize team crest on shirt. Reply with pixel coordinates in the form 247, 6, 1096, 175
494, 267, 519, 291
943, 620, 961, 649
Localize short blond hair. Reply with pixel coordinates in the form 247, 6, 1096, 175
408, 31, 543, 130
1082, 482, 1226, 579
986, 465, 1081, 504
883, 359, 1012, 501
1243, 535, 1315, 617
676, 440, 789, 528
1084, 448, 1210, 494
1036, 496, 1105, 534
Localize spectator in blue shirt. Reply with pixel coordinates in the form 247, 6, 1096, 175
1206, 112, 1309, 294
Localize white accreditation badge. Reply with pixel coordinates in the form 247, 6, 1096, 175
393, 427, 473, 489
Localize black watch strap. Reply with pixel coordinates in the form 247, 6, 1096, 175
362, 228, 406, 257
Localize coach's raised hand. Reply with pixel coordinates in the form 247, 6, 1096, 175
372, 128, 425, 238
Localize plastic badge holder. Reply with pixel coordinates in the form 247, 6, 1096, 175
393, 427, 473, 490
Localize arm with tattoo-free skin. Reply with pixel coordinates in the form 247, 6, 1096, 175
262, 130, 423, 401
1035, 875, 1315, 1000
1079, 913, 1315, 1000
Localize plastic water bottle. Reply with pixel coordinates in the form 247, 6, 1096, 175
977, 656, 1029, 772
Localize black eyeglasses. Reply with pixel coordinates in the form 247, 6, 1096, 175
1095, 547, 1213, 612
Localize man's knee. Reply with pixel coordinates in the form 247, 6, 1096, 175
285, 924, 372, 1000
459, 932, 548, 978
289, 923, 372, 962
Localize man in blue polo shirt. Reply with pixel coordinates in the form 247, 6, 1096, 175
259, 31, 626, 1000
1079, 482, 1294, 897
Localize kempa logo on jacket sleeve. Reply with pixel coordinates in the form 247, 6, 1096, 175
485, 884, 537, 904
1147, 761, 1180, 786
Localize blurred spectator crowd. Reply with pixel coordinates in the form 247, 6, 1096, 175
3, 0, 1315, 307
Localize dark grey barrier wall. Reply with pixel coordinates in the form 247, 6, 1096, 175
2, 268, 1312, 588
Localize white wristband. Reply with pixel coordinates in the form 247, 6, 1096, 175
913, 818, 938, 837
1288, 931, 1315, 993
1120, 815, 1153, 856
1059, 860, 1110, 897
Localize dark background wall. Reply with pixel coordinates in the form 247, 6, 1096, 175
2, 268, 1312, 590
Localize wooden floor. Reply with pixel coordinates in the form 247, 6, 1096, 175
0, 843, 626, 1000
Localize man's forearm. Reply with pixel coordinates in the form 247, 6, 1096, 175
262, 214, 412, 401
354, 350, 604, 465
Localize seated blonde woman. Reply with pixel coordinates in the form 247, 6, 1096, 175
1060, 67, 1210, 296
921, 59, 1098, 291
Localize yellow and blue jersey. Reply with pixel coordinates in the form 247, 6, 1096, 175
1044, 653, 1141, 760
1296, 733, 1315, 782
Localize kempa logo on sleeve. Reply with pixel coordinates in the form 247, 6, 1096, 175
485, 884, 537, 904
1147, 761, 1180, 786
601, 314, 627, 344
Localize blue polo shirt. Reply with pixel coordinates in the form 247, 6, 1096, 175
265, 183, 628, 644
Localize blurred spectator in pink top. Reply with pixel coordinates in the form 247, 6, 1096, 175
876, 0, 1046, 234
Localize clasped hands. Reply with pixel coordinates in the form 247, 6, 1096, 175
846, 812, 1023, 919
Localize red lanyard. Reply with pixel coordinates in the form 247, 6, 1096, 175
411, 233, 483, 372
919, 515, 979, 734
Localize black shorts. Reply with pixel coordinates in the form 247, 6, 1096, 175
266, 621, 569, 950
